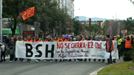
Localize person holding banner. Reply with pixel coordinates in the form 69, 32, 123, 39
9, 37, 16, 62
106, 35, 113, 64
112, 36, 118, 63
25, 36, 33, 62
33, 36, 41, 62
17, 36, 24, 62
0, 43, 2, 62
25, 36, 33, 42
33, 36, 41, 42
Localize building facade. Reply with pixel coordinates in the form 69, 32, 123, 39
57, 0, 74, 18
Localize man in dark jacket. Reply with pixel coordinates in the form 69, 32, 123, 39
9, 37, 16, 62
106, 35, 113, 64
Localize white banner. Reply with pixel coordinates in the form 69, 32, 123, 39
16, 41, 56, 59
15, 41, 119, 59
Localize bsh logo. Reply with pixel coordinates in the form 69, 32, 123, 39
25, 43, 55, 58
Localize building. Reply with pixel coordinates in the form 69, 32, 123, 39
57, 0, 74, 18
75, 16, 104, 26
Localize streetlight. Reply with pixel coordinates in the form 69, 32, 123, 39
0, 0, 2, 42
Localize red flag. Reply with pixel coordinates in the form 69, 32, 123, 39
20, 7, 36, 21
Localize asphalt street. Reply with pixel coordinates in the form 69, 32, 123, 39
0, 60, 106, 75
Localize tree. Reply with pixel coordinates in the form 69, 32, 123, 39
72, 18, 81, 35
34, 0, 71, 35
124, 17, 134, 34
3, 0, 72, 36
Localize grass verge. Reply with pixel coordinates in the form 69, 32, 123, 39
98, 61, 134, 75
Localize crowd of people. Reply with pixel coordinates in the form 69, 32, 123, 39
116, 35, 134, 61
0, 34, 134, 63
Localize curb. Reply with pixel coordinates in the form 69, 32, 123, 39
89, 67, 105, 75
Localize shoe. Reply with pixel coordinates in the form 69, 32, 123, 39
35, 60, 39, 63
9, 61, 12, 62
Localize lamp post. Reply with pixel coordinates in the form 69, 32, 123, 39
0, 0, 2, 42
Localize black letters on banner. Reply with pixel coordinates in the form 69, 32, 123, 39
25, 44, 33, 57
45, 44, 55, 58
35, 44, 42, 57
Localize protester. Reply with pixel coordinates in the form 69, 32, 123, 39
0, 33, 120, 63
112, 36, 118, 63
25, 36, 33, 62
33, 36, 41, 62
17, 36, 24, 62
106, 35, 113, 64
123, 36, 133, 61
34, 36, 42, 42
117, 35, 123, 59
9, 37, 16, 62
0, 43, 3, 62
25, 36, 33, 42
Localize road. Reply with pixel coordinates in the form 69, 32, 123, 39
0, 60, 106, 75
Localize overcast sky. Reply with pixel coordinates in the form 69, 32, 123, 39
74, 0, 134, 20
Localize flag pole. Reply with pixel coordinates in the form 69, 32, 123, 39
0, 0, 2, 42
